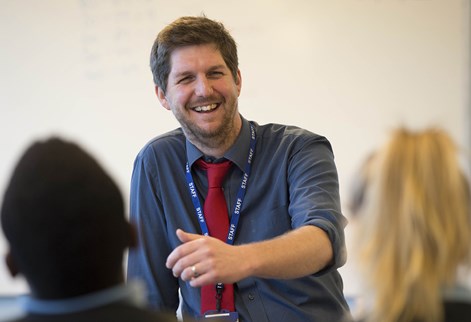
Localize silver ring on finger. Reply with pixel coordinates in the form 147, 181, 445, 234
191, 265, 199, 278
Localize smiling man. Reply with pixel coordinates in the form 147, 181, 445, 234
127, 16, 352, 322
156, 44, 242, 158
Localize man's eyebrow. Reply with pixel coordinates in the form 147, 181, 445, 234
173, 71, 193, 79
172, 64, 229, 79
208, 64, 227, 71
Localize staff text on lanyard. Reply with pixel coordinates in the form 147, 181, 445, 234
185, 122, 256, 245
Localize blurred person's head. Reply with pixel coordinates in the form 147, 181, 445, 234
1, 137, 136, 299
350, 127, 471, 322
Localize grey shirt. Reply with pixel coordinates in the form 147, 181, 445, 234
127, 116, 351, 321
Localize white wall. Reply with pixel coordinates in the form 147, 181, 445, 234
0, 0, 469, 300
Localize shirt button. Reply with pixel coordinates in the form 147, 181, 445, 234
248, 293, 255, 300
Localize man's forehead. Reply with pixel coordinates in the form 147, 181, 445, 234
168, 44, 227, 74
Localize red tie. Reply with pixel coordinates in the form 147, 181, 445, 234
196, 159, 235, 314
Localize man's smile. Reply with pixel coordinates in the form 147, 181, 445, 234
192, 103, 219, 112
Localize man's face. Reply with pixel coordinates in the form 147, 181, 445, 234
157, 44, 242, 150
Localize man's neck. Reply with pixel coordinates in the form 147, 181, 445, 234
195, 143, 233, 159
191, 116, 242, 159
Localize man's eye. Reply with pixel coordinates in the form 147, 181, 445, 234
209, 71, 224, 77
177, 76, 193, 84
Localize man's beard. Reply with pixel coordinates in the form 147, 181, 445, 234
180, 107, 236, 150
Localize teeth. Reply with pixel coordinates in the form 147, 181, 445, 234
194, 103, 217, 112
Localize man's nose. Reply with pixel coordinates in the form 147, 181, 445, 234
194, 77, 213, 97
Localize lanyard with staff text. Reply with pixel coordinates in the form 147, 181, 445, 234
185, 122, 256, 245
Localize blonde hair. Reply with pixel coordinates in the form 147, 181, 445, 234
352, 127, 471, 322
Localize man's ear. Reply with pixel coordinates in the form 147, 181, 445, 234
5, 250, 19, 277
155, 86, 171, 110
236, 69, 242, 95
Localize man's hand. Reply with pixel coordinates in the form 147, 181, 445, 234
166, 229, 248, 287
166, 225, 333, 287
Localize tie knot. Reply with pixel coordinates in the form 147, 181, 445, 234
196, 159, 232, 188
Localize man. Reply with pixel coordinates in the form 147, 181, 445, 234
128, 16, 352, 322
1, 138, 177, 322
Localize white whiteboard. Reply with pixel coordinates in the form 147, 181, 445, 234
0, 0, 469, 299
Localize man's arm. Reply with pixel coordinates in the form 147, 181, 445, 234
166, 225, 332, 287
239, 225, 333, 278
127, 149, 180, 312
166, 132, 345, 288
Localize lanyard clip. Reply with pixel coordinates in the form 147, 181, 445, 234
215, 283, 224, 312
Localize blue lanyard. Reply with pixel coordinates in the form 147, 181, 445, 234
185, 123, 256, 245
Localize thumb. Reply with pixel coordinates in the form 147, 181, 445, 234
176, 229, 202, 243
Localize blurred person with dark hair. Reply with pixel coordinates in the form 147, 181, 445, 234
350, 128, 471, 322
1, 138, 178, 322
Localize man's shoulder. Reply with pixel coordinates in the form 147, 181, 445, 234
254, 122, 331, 150
136, 128, 186, 160
256, 122, 326, 140
142, 128, 185, 149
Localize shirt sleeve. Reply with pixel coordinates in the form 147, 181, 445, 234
287, 135, 347, 272
126, 146, 180, 313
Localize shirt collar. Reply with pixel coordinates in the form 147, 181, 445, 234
18, 280, 147, 315
186, 116, 253, 172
